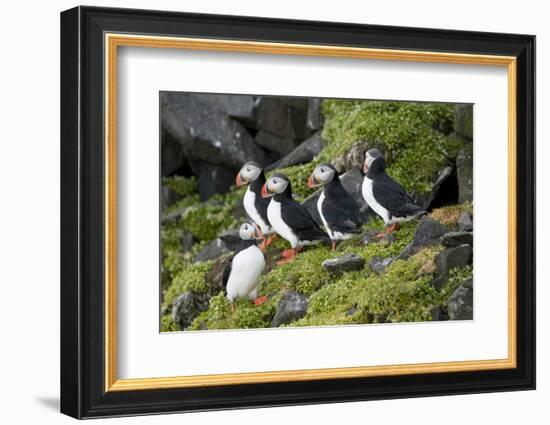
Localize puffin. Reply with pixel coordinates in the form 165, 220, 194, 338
235, 162, 276, 250
307, 163, 363, 250
362, 148, 426, 235
261, 173, 329, 264
224, 222, 267, 313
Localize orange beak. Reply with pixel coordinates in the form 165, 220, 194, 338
307, 174, 317, 188
363, 163, 369, 173
235, 172, 243, 186
261, 183, 269, 198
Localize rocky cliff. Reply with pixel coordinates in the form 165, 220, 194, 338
160, 94, 473, 332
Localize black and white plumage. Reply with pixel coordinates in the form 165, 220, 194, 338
362, 149, 425, 226
236, 162, 275, 248
308, 163, 363, 249
261, 173, 329, 263
224, 223, 266, 307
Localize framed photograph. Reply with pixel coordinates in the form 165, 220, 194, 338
60, 6, 535, 419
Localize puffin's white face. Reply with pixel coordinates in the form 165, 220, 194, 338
236, 163, 262, 186
363, 150, 382, 173
263, 175, 289, 197
308, 164, 335, 187
239, 223, 261, 240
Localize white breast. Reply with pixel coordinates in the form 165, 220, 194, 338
243, 188, 272, 234
317, 192, 334, 239
267, 199, 299, 248
226, 245, 265, 302
362, 177, 391, 224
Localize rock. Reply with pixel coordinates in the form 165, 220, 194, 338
271, 291, 308, 327
431, 305, 449, 321
307, 98, 324, 131
454, 104, 473, 140
194, 238, 230, 263
346, 305, 358, 316
431, 244, 473, 289
302, 167, 373, 225
441, 231, 473, 248
161, 206, 187, 224
370, 257, 393, 275
161, 185, 182, 210
171, 291, 209, 329
193, 162, 235, 200
180, 232, 195, 252
322, 253, 365, 274
448, 283, 473, 320
456, 144, 473, 203
194, 93, 257, 126
423, 166, 459, 210
161, 130, 188, 177
412, 216, 450, 247
266, 132, 327, 171
256, 97, 310, 142
255, 130, 301, 157
161, 93, 270, 170
458, 212, 473, 232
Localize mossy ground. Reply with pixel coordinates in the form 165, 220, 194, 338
160, 99, 472, 332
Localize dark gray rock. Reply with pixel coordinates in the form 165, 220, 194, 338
431, 305, 449, 321
419, 166, 458, 210
161, 93, 270, 170
413, 216, 450, 247
322, 253, 365, 274
266, 132, 327, 171
302, 167, 373, 225
161, 130, 188, 177
458, 212, 473, 232
345, 305, 358, 317
194, 93, 257, 126
271, 291, 308, 327
454, 104, 473, 140
332, 140, 378, 173
193, 162, 235, 200
431, 244, 473, 289
161, 185, 182, 210
307, 98, 324, 131
180, 232, 196, 252
448, 284, 473, 320
256, 97, 310, 142
171, 291, 209, 329
370, 257, 393, 275
194, 238, 230, 263
161, 206, 187, 224
457, 144, 473, 203
255, 130, 300, 157
441, 231, 473, 248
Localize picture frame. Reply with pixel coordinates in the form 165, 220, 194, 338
60, 5, 535, 419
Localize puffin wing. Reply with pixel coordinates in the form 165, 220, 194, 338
281, 199, 328, 241
322, 193, 363, 233
373, 174, 425, 218
221, 260, 233, 293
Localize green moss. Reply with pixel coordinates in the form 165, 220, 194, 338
319, 100, 459, 194
179, 187, 245, 242
188, 292, 278, 330
163, 176, 201, 212
161, 313, 180, 332
162, 261, 213, 309
430, 201, 473, 227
